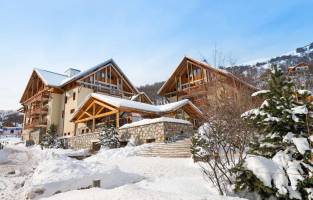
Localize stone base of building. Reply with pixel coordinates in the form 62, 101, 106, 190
63, 121, 194, 150
65, 133, 100, 150
118, 121, 193, 145
22, 128, 45, 144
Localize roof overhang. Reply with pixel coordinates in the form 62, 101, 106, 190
71, 93, 203, 122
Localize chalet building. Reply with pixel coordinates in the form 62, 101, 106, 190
20, 59, 202, 146
288, 62, 310, 74
158, 57, 258, 113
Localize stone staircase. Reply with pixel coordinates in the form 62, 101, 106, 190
136, 138, 192, 158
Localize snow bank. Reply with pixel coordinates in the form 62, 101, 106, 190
0, 136, 22, 145
28, 155, 143, 199
41, 186, 245, 200
120, 117, 191, 129
0, 148, 11, 164
85, 144, 151, 161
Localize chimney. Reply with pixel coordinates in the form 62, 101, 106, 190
64, 68, 81, 77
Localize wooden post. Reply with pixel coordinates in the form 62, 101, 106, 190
116, 111, 119, 128
92, 103, 95, 132
74, 123, 77, 136
92, 180, 101, 188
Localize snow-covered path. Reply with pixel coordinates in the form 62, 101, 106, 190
0, 145, 38, 200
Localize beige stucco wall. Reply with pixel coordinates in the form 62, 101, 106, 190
63, 87, 93, 137
47, 93, 62, 132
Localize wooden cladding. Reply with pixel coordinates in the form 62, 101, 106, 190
77, 65, 135, 97
72, 98, 120, 131
20, 71, 46, 103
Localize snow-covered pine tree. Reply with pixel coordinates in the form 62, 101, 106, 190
234, 65, 313, 199
40, 124, 63, 148
98, 125, 120, 149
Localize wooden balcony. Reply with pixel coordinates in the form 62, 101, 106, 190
24, 120, 47, 129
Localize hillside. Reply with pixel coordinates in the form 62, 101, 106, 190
0, 110, 23, 127
224, 42, 313, 89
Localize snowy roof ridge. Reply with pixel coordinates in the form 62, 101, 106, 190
119, 117, 192, 129
34, 68, 69, 87
34, 68, 68, 77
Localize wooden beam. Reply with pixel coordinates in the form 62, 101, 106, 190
96, 106, 105, 115
75, 110, 117, 123
94, 100, 117, 112
92, 103, 95, 132
116, 111, 119, 128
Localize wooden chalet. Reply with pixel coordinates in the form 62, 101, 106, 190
19, 59, 149, 142
158, 56, 258, 112
20, 58, 204, 145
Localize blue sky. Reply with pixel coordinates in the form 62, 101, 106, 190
1, 0, 313, 110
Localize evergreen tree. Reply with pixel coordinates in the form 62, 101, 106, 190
234, 65, 313, 199
98, 125, 120, 149
40, 124, 63, 148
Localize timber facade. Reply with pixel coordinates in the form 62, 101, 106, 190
158, 57, 257, 113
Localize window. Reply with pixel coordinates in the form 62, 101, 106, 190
70, 109, 75, 114
64, 133, 66, 136
62, 111, 64, 118
73, 92, 76, 100
82, 130, 84, 134
68, 132, 70, 136
65, 96, 67, 104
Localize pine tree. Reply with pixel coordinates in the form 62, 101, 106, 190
40, 124, 63, 148
234, 65, 313, 199
98, 125, 120, 149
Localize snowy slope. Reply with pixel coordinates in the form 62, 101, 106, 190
0, 141, 246, 200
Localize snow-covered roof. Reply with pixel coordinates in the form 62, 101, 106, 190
90, 93, 202, 114
33, 59, 139, 94
72, 93, 203, 121
119, 117, 192, 129
34, 68, 68, 87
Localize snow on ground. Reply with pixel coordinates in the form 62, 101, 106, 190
0, 137, 245, 200
0, 136, 22, 145
42, 146, 244, 200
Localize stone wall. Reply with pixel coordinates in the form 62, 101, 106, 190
22, 128, 45, 144
65, 122, 193, 150
163, 122, 193, 139
118, 121, 193, 145
66, 132, 99, 150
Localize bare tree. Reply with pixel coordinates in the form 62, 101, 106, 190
191, 99, 256, 195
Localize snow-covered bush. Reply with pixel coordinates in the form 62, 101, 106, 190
40, 124, 64, 149
99, 125, 120, 149
234, 65, 313, 200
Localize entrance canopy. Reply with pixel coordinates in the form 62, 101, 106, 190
71, 93, 203, 129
